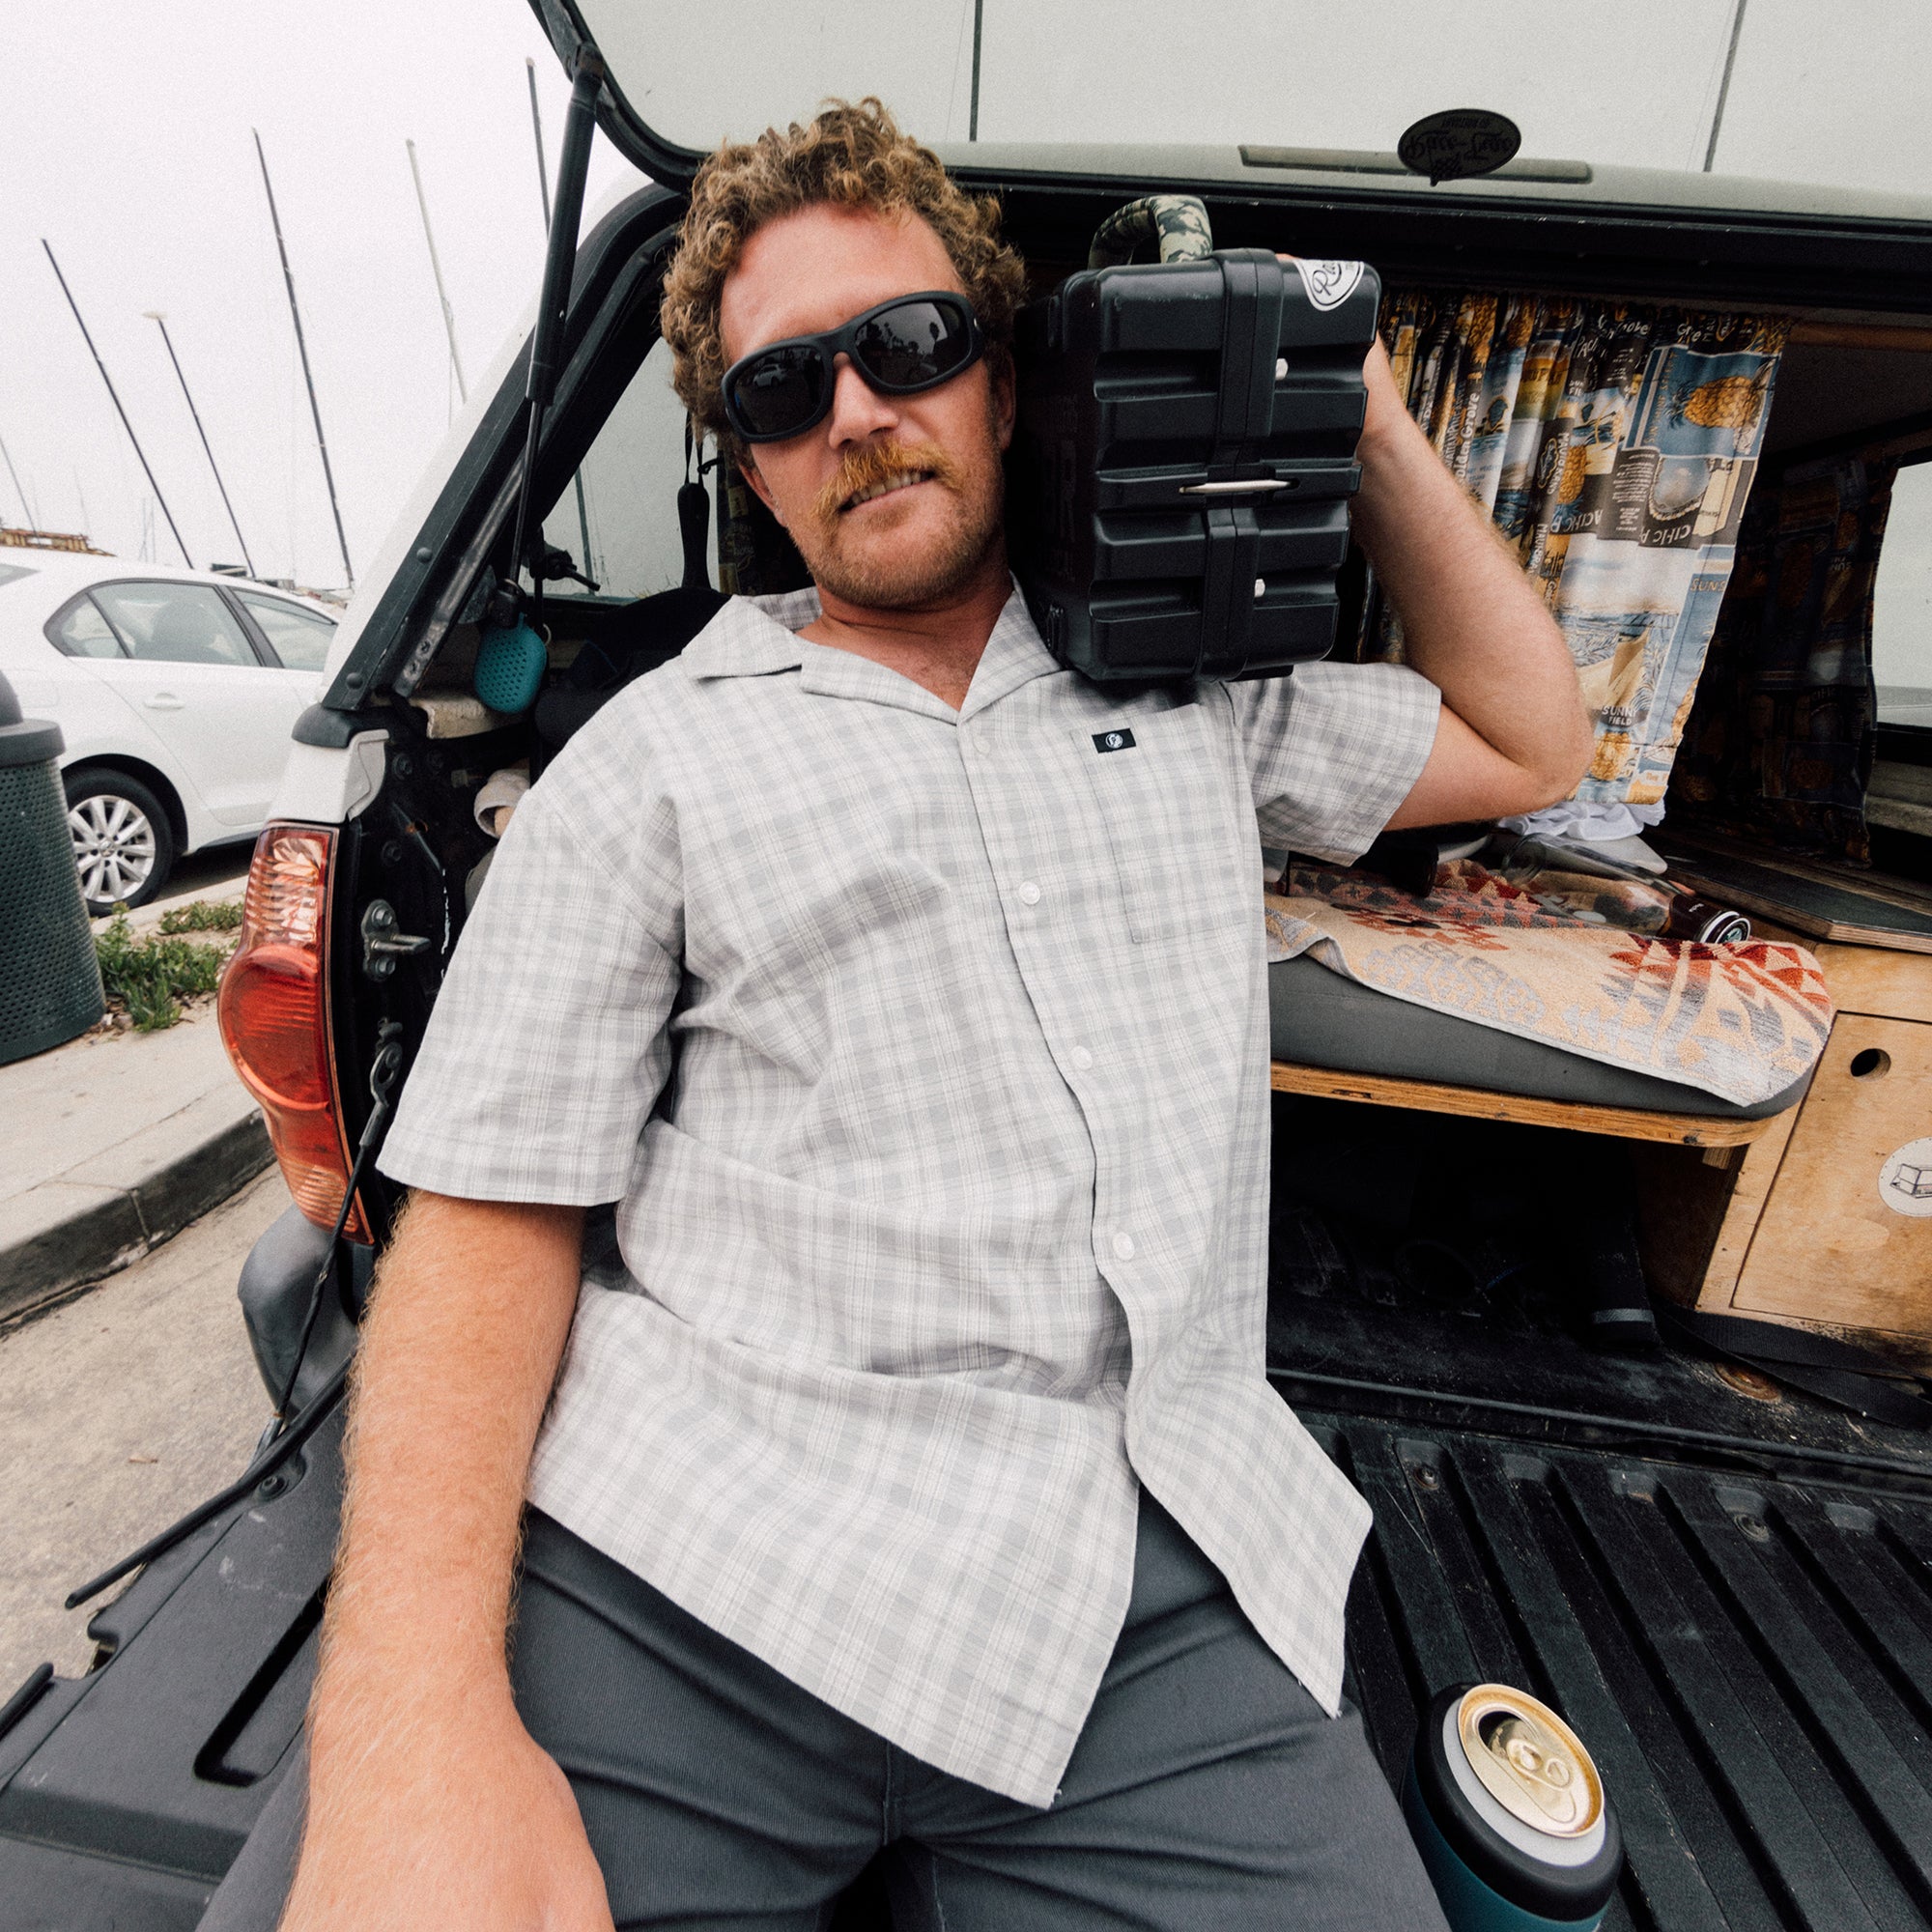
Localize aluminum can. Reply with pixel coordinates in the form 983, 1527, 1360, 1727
1403, 1683, 1623, 1931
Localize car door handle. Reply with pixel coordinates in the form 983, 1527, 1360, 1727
143, 693, 185, 710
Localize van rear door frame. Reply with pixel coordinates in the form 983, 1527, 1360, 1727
309, 184, 687, 727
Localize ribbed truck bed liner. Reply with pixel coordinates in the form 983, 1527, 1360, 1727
1315, 1412, 1932, 1932
4, 1398, 1932, 1928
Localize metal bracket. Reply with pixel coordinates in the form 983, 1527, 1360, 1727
360, 899, 431, 980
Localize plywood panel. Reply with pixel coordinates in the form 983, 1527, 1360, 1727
1813, 944, 1932, 1026
1634, 1107, 1801, 1308
1731, 1015, 1932, 1352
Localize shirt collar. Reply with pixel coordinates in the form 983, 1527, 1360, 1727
682, 580, 1063, 724
680, 588, 816, 682
958, 586, 1062, 721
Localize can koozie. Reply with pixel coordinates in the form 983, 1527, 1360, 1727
1404, 1683, 1622, 1931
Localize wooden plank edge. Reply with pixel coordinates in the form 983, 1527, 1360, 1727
1662, 827, 1932, 918
1664, 867, 1932, 954
1268, 1060, 1780, 1147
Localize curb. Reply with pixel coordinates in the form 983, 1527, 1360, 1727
0, 1104, 272, 1325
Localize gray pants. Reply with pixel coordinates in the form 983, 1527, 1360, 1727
201, 1492, 1446, 1930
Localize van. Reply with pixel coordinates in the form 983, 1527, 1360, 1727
5, 9, 1932, 1925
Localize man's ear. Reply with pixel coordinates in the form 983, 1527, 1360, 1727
737, 452, 786, 527
991, 355, 1016, 453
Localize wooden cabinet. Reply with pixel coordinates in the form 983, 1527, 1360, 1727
1638, 945, 1932, 1374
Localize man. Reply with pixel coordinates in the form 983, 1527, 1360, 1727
257, 100, 1588, 1931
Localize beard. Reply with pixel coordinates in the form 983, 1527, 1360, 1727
782, 408, 1006, 611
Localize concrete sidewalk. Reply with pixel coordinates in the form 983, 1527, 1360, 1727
2, 881, 270, 1321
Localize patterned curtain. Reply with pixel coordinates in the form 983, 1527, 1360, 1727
1367, 293, 1789, 816
1668, 453, 1898, 863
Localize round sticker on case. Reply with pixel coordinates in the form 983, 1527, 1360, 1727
1877, 1138, 1932, 1217
1293, 259, 1365, 312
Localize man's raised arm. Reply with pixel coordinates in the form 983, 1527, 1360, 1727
1348, 340, 1595, 830
278, 1193, 612, 1932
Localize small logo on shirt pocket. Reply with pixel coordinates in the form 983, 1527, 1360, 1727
1092, 728, 1137, 753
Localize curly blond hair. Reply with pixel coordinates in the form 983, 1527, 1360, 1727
661, 99, 1027, 457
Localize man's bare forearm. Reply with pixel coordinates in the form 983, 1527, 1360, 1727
281, 1191, 612, 1929
304, 1192, 585, 1782
1350, 352, 1594, 823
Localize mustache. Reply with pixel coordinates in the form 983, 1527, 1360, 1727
811, 439, 963, 525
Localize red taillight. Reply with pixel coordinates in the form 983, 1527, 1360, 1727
217, 824, 370, 1241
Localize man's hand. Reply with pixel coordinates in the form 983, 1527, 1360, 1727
282, 1686, 612, 1931
278, 1192, 592, 1929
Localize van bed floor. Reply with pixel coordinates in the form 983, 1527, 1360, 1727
1270, 1207, 1932, 1931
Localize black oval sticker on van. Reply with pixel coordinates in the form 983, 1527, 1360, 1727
1397, 109, 1522, 185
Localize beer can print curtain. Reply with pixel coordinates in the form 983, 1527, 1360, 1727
1368, 292, 1789, 818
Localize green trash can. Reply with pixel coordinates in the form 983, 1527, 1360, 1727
0, 668, 105, 1065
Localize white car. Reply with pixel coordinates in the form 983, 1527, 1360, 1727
0, 551, 337, 912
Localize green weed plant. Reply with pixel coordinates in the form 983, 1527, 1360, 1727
95, 911, 237, 1032
157, 899, 243, 934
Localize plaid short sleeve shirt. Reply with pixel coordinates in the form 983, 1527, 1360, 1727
379, 583, 1439, 1806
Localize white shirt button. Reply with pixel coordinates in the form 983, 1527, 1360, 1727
1112, 1232, 1136, 1261
1018, 881, 1041, 905
1070, 1046, 1094, 1071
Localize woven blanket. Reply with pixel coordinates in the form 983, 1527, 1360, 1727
1264, 860, 1833, 1107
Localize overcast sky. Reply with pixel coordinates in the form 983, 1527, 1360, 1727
1, 0, 637, 589
5, 1, 1932, 611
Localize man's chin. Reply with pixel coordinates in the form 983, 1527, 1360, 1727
806, 513, 1000, 611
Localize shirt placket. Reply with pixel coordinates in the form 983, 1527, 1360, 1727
957, 697, 1151, 1365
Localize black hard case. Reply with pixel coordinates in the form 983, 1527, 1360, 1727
1009, 248, 1380, 682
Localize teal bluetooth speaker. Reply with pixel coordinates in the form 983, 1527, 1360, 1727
473, 620, 548, 715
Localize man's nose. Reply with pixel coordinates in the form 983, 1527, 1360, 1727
825, 354, 900, 446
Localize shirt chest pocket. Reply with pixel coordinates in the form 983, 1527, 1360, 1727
1071, 701, 1254, 947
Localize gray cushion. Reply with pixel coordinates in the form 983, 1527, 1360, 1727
1268, 954, 1811, 1121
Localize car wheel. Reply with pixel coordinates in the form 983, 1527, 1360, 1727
64, 770, 177, 915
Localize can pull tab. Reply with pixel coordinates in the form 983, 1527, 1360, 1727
1477, 1713, 1582, 1829
1458, 1688, 1602, 1837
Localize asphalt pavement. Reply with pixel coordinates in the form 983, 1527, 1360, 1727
138, 841, 254, 910
0, 1167, 290, 1692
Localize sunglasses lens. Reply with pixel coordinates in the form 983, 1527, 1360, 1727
853, 299, 973, 389
729, 343, 826, 440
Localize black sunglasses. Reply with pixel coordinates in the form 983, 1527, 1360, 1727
721, 291, 985, 444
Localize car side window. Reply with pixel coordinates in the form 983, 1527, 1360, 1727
1873, 459, 1932, 729
91, 582, 260, 668
47, 594, 127, 660
538, 336, 715, 602
236, 590, 336, 671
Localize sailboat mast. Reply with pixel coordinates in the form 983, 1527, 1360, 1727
526, 59, 554, 230
406, 139, 469, 405
42, 240, 191, 567
0, 430, 36, 527
145, 311, 257, 577
253, 129, 355, 588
